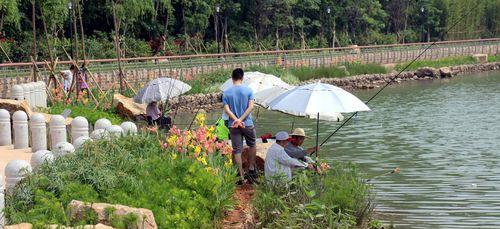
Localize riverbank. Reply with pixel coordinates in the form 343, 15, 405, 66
168, 61, 500, 112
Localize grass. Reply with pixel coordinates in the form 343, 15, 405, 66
488, 54, 500, 62
395, 56, 478, 71
46, 103, 124, 125
4, 133, 236, 228
253, 162, 375, 228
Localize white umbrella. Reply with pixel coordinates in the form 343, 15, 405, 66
268, 82, 370, 116
219, 71, 290, 94
134, 77, 191, 104
268, 82, 370, 155
254, 85, 294, 108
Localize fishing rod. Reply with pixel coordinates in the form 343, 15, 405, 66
318, 3, 481, 148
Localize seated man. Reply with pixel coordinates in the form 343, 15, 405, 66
285, 128, 320, 163
265, 131, 314, 181
146, 101, 171, 129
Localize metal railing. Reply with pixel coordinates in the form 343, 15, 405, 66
0, 38, 498, 80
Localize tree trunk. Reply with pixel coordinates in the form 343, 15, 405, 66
72, 3, 79, 62
112, 2, 124, 94
78, 1, 87, 61
275, 27, 279, 50
32, 1, 37, 60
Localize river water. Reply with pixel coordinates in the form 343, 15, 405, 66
178, 71, 500, 228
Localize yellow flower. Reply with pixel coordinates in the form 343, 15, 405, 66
224, 158, 233, 168
195, 113, 206, 126
194, 146, 202, 155
171, 153, 177, 160
167, 135, 178, 146
197, 156, 208, 166
207, 126, 215, 133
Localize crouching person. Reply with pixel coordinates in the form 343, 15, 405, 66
265, 131, 315, 182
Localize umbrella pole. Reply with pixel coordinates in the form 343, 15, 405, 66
315, 112, 320, 157
291, 116, 295, 131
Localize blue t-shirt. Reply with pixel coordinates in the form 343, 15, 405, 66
223, 85, 254, 127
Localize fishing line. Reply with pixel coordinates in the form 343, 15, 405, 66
319, 3, 481, 148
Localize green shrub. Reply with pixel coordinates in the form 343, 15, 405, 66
46, 103, 123, 125
253, 162, 374, 228
4, 134, 236, 228
344, 62, 387, 75
488, 54, 500, 62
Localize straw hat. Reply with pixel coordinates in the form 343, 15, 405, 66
290, 128, 309, 138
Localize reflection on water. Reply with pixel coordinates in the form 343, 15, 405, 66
176, 71, 500, 228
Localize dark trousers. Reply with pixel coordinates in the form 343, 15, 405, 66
148, 116, 172, 130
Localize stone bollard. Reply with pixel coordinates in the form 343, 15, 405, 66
30, 113, 47, 152
11, 85, 24, 101
32, 82, 41, 107
90, 129, 109, 140
74, 136, 92, 149
5, 160, 32, 191
0, 172, 4, 227
94, 118, 112, 130
120, 121, 138, 135
53, 142, 75, 157
30, 150, 55, 170
50, 115, 67, 149
38, 81, 48, 107
28, 83, 36, 107
21, 84, 31, 106
0, 109, 12, 146
106, 125, 124, 137
13, 111, 29, 149
71, 116, 89, 143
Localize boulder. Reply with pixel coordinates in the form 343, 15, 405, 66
0, 99, 33, 117
242, 142, 272, 171
439, 67, 453, 78
415, 67, 439, 78
68, 200, 157, 229
472, 54, 488, 63
113, 94, 146, 119
5, 223, 33, 229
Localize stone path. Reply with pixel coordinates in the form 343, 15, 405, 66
0, 145, 32, 183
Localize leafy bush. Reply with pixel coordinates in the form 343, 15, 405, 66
253, 162, 374, 228
345, 62, 388, 76
47, 103, 123, 125
5, 128, 236, 228
488, 54, 500, 62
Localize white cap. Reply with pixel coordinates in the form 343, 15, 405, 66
275, 131, 289, 141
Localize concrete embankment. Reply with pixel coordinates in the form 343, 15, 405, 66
167, 62, 500, 112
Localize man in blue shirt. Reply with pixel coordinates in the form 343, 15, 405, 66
223, 68, 257, 184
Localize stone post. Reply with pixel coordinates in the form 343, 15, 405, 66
30, 113, 47, 152
0, 173, 4, 227
94, 118, 112, 130
28, 83, 36, 107
50, 115, 67, 149
30, 150, 55, 170
106, 125, 124, 137
38, 81, 47, 107
74, 136, 92, 149
21, 84, 31, 106
53, 142, 75, 157
120, 121, 138, 135
32, 82, 42, 107
13, 111, 29, 149
90, 129, 109, 140
11, 85, 24, 101
71, 116, 89, 143
0, 109, 12, 146
4, 160, 32, 191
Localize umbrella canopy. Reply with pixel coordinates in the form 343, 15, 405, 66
219, 71, 290, 94
268, 82, 370, 117
254, 85, 294, 108
134, 77, 191, 104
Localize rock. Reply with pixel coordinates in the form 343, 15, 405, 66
242, 142, 272, 171
439, 67, 453, 78
415, 67, 439, 78
5, 223, 33, 229
0, 99, 33, 117
67, 200, 157, 229
113, 94, 146, 119
472, 54, 488, 63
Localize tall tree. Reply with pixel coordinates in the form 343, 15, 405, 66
0, 0, 20, 31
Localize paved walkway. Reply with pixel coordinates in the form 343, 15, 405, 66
0, 145, 32, 183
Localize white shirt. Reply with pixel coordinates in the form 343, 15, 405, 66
62, 70, 73, 91
265, 142, 307, 181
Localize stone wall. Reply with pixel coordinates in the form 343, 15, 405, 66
168, 62, 500, 112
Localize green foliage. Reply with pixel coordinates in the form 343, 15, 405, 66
488, 54, 500, 62
4, 134, 236, 228
253, 162, 374, 228
395, 56, 478, 71
46, 103, 123, 125
0, 0, 21, 30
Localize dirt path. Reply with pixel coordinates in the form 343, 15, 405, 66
222, 184, 256, 229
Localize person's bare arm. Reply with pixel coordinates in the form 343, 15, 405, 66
239, 100, 254, 121
224, 104, 239, 121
